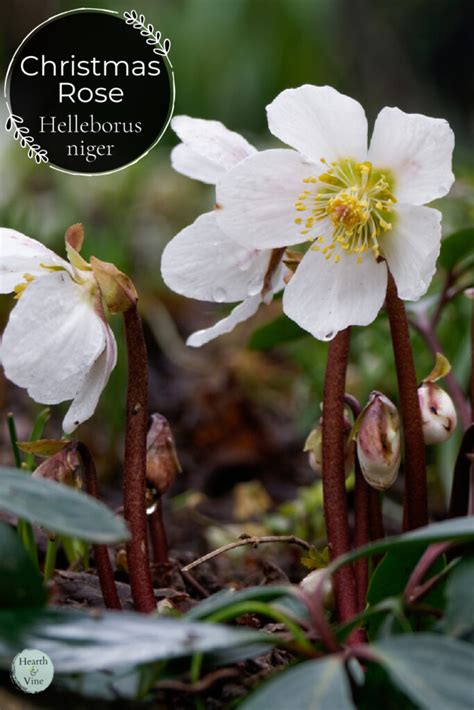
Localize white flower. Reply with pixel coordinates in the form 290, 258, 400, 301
0, 228, 117, 434
215, 85, 455, 340
161, 116, 287, 347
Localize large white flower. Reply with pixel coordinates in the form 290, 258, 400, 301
162, 116, 287, 347
215, 85, 455, 340
0, 228, 117, 434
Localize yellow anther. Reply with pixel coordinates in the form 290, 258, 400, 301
334, 254, 341, 264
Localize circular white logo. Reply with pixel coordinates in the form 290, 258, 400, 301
10, 649, 54, 694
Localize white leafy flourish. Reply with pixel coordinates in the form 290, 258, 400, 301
4, 112, 48, 164
123, 10, 171, 56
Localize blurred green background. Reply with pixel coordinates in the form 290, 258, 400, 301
0, 0, 473, 533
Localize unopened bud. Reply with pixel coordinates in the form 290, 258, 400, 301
65, 223, 84, 252
305, 416, 354, 477
90, 256, 138, 314
146, 413, 182, 497
31, 441, 82, 488
418, 382, 457, 444
356, 392, 400, 491
299, 569, 334, 610
304, 426, 323, 475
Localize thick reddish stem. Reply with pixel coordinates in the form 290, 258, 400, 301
123, 304, 156, 613
368, 489, 385, 542
385, 273, 428, 530
148, 498, 169, 565
449, 424, 474, 518
321, 329, 358, 624
76, 443, 122, 610
354, 457, 370, 611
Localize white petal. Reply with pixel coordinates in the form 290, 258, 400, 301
266, 85, 368, 164
0, 228, 69, 293
368, 107, 454, 205
62, 324, 117, 434
382, 205, 442, 301
161, 212, 270, 302
171, 116, 256, 182
216, 149, 316, 249
186, 295, 262, 347
283, 249, 387, 340
171, 144, 226, 185
1, 272, 105, 403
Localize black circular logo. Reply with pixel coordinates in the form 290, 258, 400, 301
4, 9, 174, 175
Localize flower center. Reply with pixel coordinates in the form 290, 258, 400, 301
294, 159, 396, 264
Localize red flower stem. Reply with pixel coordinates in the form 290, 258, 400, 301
76, 442, 122, 610
148, 497, 169, 565
123, 304, 156, 613
321, 328, 358, 624
354, 456, 370, 611
368, 489, 385, 541
385, 272, 428, 530
403, 541, 452, 603
449, 424, 474, 518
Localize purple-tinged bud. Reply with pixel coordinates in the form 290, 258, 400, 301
418, 382, 457, 444
356, 392, 401, 491
146, 413, 182, 497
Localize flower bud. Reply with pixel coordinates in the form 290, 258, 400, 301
299, 569, 334, 610
356, 392, 400, 491
90, 256, 138, 314
418, 382, 457, 444
304, 426, 323, 475
146, 413, 182, 497
31, 441, 82, 488
304, 416, 354, 478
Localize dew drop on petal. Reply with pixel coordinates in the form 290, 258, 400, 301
247, 274, 264, 297
213, 286, 227, 302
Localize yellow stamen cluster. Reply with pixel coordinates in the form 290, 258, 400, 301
294, 159, 396, 265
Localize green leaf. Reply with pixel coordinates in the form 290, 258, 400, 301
442, 552, 474, 639
0, 607, 271, 674
185, 585, 296, 620
331, 517, 474, 575
0, 522, 45, 607
366, 547, 445, 639
370, 634, 474, 710
248, 314, 307, 350
0, 466, 129, 544
240, 656, 355, 709
439, 228, 474, 271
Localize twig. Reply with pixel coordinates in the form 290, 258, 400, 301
123, 304, 156, 612
76, 442, 122, 610
321, 329, 359, 626
154, 668, 240, 694
181, 535, 310, 572
180, 569, 209, 598
385, 273, 428, 530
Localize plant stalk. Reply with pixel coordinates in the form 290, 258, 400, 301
385, 272, 428, 530
354, 456, 370, 611
123, 304, 156, 613
148, 498, 169, 566
321, 328, 359, 624
76, 442, 122, 610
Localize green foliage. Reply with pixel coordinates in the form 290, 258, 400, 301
248, 314, 307, 350
0, 466, 129, 544
439, 228, 474, 271
0, 522, 45, 608
370, 635, 474, 710
241, 656, 355, 710
442, 551, 474, 640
